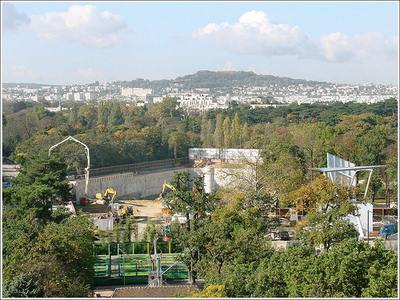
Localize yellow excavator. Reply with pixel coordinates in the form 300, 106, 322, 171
159, 181, 176, 216
160, 181, 176, 198
96, 188, 118, 203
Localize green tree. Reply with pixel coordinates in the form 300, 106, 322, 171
240, 122, 251, 148
222, 116, 231, 148
97, 100, 111, 126
357, 124, 394, 165
190, 193, 272, 279
231, 113, 241, 148
138, 126, 166, 160
200, 115, 214, 148
290, 122, 323, 181
26, 214, 94, 297
32, 105, 53, 121
168, 130, 191, 159
362, 249, 398, 297
108, 102, 125, 126
2, 208, 94, 298
4, 154, 71, 220
68, 104, 79, 126
2, 274, 43, 297
164, 171, 218, 283
213, 114, 224, 151
167, 171, 216, 233
123, 216, 138, 243
142, 217, 158, 242
261, 142, 305, 206
205, 119, 214, 148
77, 99, 97, 129
291, 175, 359, 251
308, 238, 397, 298
148, 97, 180, 120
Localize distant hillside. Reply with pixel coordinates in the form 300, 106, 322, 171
3, 70, 329, 92
119, 70, 328, 93
2, 83, 61, 89
175, 70, 326, 88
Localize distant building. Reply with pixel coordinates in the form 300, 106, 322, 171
84, 92, 97, 100
121, 87, 153, 97
2, 159, 19, 189
45, 102, 68, 112
74, 92, 84, 101
178, 93, 214, 114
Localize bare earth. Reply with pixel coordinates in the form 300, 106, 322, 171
117, 199, 163, 239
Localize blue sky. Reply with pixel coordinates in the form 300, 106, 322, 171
1, 1, 398, 85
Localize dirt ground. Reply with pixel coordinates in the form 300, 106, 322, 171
117, 199, 164, 239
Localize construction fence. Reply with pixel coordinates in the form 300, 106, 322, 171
93, 242, 188, 286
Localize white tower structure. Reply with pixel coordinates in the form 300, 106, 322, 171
203, 166, 215, 193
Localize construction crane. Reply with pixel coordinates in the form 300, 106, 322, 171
48, 136, 90, 197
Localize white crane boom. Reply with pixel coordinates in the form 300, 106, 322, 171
48, 136, 90, 196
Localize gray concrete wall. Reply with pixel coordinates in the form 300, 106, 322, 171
71, 166, 237, 203
72, 168, 188, 201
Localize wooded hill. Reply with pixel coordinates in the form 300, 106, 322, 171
119, 70, 327, 92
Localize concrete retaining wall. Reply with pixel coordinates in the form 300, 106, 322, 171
71, 166, 240, 203
72, 168, 188, 201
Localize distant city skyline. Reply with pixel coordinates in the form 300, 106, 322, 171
1, 1, 399, 86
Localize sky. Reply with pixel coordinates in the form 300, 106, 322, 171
1, 1, 399, 86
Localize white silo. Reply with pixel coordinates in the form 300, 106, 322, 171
204, 165, 215, 193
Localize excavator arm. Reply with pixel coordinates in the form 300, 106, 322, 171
160, 181, 176, 198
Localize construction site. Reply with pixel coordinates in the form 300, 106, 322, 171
3, 141, 397, 298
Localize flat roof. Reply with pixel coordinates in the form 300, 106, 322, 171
310, 165, 388, 173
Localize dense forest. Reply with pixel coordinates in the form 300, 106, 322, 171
2, 97, 397, 187
2, 97, 398, 297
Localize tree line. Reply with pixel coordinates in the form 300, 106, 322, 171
2, 97, 397, 199
2, 155, 94, 297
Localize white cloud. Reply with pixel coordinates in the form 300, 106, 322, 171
320, 32, 398, 62
7, 65, 39, 82
2, 3, 31, 32
193, 10, 317, 58
194, 10, 398, 63
77, 68, 104, 81
29, 5, 129, 48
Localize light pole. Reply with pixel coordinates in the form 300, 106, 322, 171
367, 210, 372, 244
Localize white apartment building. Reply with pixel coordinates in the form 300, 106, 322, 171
178, 93, 215, 113
153, 96, 166, 104
84, 92, 97, 100
44, 94, 62, 102
74, 92, 84, 101
121, 87, 153, 97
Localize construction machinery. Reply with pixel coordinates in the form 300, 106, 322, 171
96, 188, 118, 203
159, 181, 176, 198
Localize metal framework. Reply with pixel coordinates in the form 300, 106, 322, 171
48, 136, 90, 196
310, 155, 388, 241
310, 165, 388, 199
